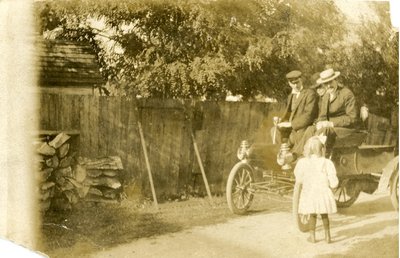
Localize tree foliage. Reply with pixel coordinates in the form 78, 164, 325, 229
35, 0, 398, 117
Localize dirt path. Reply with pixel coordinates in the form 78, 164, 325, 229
88, 192, 398, 258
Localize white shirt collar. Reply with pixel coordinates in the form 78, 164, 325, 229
291, 86, 303, 96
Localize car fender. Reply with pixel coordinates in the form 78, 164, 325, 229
376, 156, 399, 194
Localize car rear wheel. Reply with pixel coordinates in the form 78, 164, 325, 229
333, 179, 360, 208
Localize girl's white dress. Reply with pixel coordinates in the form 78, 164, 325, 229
294, 156, 339, 214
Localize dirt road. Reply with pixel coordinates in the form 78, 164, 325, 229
88, 192, 398, 258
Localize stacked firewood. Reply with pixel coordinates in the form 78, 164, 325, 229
36, 132, 124, 210
77, 156, 124, 203
36, 132, 75, 212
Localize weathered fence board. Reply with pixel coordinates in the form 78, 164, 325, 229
38, 93, 398, 199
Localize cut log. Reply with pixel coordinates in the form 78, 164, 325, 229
76, 185, 90, 198
42, 186, 55, 198
40, 189, 51, 201
46, 155, 59, 168
55, 175, 66, 186
87, 169, 102, 178
102, 188, 118, 199
79, 156, 123, 170
85, 169, 120, 177
67, 177, 82, 188
49, 132, 71, 149
38, 167, 53, 182
59, 180, 75, 192
84, 176, 121, 189
64, 190, 79, 204
55, 167, 73, 178
88, 187, 103, 196
86, 169, 122, 177
37, 142, 56, 156
59, 156, 74, 168
41, 181, 55, 191
103, 170, 118, 177
58, 143, 70, 158
74, 164, 87, 182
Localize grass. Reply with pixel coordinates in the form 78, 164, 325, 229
40, 195, 291, 257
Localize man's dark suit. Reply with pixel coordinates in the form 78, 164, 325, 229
292, 86, 358, 155
281, 88, 319, 153
314, 86, 358, 150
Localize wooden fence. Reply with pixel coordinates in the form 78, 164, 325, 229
37, 93, 398, 199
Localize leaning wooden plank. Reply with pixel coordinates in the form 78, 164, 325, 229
138, 120, 159, 209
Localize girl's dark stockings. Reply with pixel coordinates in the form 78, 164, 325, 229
308, 214, 331, 243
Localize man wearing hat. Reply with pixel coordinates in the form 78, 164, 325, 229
293, 68, 358, 155
316, 68, 358, 151
281, 70, 319, 157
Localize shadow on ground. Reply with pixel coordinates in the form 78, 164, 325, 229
41, 195, 292, 257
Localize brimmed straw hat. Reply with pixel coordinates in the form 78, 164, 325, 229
316, 68, 340, 84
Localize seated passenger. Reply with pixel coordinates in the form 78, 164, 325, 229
281, 70, 319, 156
293, 68, 358, 157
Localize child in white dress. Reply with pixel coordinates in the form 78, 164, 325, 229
294, 136, 339, 243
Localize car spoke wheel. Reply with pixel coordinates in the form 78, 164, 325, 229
226, 162, 254, 214
333, 179, 360, 208
292, 183, 310, 232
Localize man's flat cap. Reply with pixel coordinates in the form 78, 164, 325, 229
286, 70, 302, 80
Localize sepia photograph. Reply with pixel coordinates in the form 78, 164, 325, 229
1, 0, 399, 257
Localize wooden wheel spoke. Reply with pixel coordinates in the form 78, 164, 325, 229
232, 189, 241, 197
238, 193, 244, 208
342, 187, 348, 202
337, 187, 343, 201
242, 191, 250, 201
239, 170, 245, 184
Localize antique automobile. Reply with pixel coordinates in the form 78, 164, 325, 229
226, 117, 398, 232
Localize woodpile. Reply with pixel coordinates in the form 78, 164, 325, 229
35, 132, 75, 212
77, 156, 124, 203
35, 132, 125, 211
